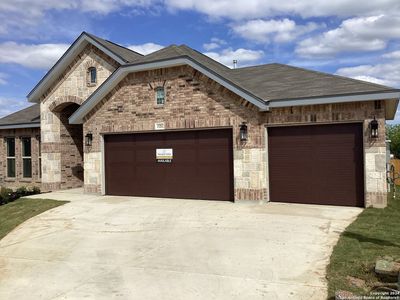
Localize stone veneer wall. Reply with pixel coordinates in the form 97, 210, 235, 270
263, 101, 387, 207
40, 44, 119, 191
0, 128, 41, 189
83, 65, 266, 200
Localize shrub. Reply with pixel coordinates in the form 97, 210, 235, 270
0, 185, 40, 205
0, 187, 16, 205
16, 186, 28, 197
30, 186, 41, 195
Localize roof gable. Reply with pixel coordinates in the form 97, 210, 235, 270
27, 32, 143, 103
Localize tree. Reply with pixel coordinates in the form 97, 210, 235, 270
386, 124, 400, 158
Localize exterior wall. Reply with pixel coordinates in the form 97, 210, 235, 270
59, 104, 84, 189
0, 128, 41, 189
83, 65, 265, 199
263, 101, 387, 208
83, 65, 387, 207
40, 44, 119, 191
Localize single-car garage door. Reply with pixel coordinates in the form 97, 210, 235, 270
105, 129, 233, 201
268, 123, 364, 207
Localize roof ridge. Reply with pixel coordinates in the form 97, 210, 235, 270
274, 63, 394, 90
231, 63, 278, 72
140, 44, 179, 57
83, 32, 143, 61
178, 44, 231, 71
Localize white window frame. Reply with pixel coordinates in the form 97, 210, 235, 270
6, 137, 15, 178
38, 136, 41, 178
21, 137, 32, 178
87, 67, 97, 86
155, 87, 166, 106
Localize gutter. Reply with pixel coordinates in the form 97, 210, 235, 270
0, 123, 40, 130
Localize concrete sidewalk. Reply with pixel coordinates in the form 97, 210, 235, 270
0, 190, 361, 299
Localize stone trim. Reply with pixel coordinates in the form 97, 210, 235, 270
84, 184, 101, 194
49, 96, 82, 112
41, 182, 61, 192
235, 188, 267, 202
42, 142, 61, 153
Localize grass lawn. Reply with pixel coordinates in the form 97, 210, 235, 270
327, 188, 400, 298
0, 198, 68, 240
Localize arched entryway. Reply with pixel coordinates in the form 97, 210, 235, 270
53, 102, 84, 189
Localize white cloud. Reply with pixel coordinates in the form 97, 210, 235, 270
0, 42, 69, 69
0, 73, 7, 85
204, 48, 264, 67
232, 18, 320, 43
164, 0, 400, 20
383, 50, 400, 59
203, 38, 226, 51
296, 14, 400, 57
127, 42, 164, 55
0, 0, 156, 37
0, 97, 28, 118
336, 62, 400, 88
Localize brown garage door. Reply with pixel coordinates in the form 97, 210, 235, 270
105, 129, 233, 201
268, 123, 364, 207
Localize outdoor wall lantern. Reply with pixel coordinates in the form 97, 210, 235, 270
370, 117, 379, 138
239, 122, 248, 142
85, 132, 93, 146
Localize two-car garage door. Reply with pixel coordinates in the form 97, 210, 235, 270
268, 123, 364, 207
105, 129, 233, 201
104, 123, 364, 207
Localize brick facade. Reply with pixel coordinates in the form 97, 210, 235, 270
0, 128, 41, 189
1, 44, 388, 207
82, 65, 387, 207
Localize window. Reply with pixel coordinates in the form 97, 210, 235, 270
21, 137, 32, 178
6, 138, 15, 178
155, 87, 165, 105
38, 136, 41, 178
88, 67, 97, 84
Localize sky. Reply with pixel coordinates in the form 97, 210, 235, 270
0, 0, 400, 123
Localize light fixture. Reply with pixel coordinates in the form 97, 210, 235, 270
370, 117, 378, 138
85, 132, 93, 146
239, 122, 248, 142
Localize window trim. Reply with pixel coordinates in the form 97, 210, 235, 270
155, 86, 166, 106
37, 135, 41, 178
5, 137, 16, 178
87, 67, 97, 86
21, 137, 32, 178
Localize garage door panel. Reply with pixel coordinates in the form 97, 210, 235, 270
105, 129, 233, 201
268, 123, 364, 207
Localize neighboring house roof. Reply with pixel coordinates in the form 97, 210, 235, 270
0, 104, 40, 129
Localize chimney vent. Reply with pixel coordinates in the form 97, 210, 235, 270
233, 60, 238, 69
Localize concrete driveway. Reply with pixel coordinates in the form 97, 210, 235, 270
0, 189, 361, 300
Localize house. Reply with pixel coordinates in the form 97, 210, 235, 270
0, 32, 398, 207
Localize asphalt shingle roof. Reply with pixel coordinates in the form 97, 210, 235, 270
14, 33, 400, 128
85, 32, 143, 63
0, 104, 40, 127
127, 44, 397, 101
230, 63, 395, 101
